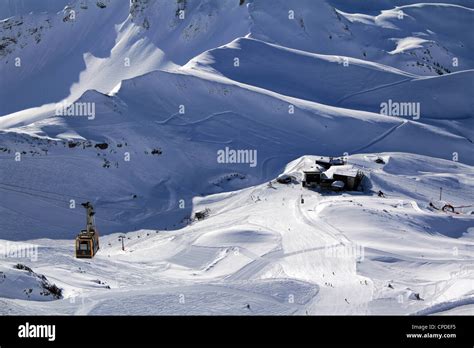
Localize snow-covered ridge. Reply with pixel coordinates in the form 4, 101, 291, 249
0, 1, 473, 316
248, 0, 474, 74
0, 0, 250, 116
1, 0, 473, 116
184, 37, 474, 120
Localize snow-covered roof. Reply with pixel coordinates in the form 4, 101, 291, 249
323, 165, 359, 179
303, 164, 324, 173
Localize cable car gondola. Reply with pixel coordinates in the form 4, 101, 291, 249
75, 202, 100, 258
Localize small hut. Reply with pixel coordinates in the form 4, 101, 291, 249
302, 164, 324, 187
318, 165, 364, 191
332, 168, 364, 191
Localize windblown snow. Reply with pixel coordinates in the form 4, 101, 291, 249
0, 0, 472, 315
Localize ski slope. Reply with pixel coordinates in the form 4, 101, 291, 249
0, 153, 472, 315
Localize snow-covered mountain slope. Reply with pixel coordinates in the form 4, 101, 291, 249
0, 263, 62, 302
0, 66, 472, 240
327, 0, 474, 14
0, 0, 250, 115
249, 0, 474, 75
185, 37, 418, 105
0, 0, 130, 115
0, 0, 71, 19
1, 153, 472, 315
2, 0, 473, 116
0, 1, 473, 316
185, 37, 474, 122
342, 70, 474, 120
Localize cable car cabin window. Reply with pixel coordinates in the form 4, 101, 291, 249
79, 241, 90, 251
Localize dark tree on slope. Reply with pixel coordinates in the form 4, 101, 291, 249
177, 0, 187, 11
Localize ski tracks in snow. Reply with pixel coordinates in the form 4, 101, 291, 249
353, 120, 408, 153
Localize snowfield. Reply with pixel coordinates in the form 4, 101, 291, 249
1, 153, 472, 315
0, 0, 473, 315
